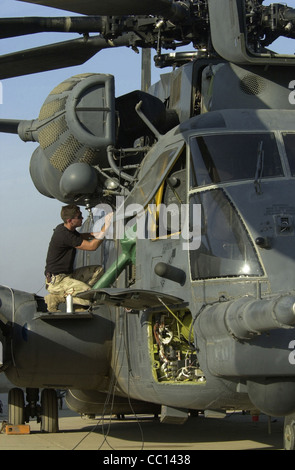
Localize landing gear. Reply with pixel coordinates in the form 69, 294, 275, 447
40, 389, 59, 433
8, 387, 24, 425
7, 387, 59, 433
284, 414, 295, 450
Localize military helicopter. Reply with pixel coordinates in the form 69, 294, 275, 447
1, 0, 295, 450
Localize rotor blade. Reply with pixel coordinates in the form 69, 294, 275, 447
0, 17, 104, 39
0, 34, 134, 79
17, 0, 174, 16
0, 119, 21, 134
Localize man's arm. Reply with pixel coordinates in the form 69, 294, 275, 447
77, 236, 103, 251
77, 212, 113, 252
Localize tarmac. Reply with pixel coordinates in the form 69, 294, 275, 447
0, 393, 285, 452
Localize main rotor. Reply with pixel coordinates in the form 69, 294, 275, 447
0, 0, 295, 79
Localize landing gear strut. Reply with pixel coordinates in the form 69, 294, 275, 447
8, 387, 59, 433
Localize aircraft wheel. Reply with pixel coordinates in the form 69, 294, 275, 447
40, 389, 59, 433
8, 388, 25, 425
284, 415, 295, 450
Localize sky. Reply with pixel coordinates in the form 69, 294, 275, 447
0, 0, 168, 295
0, 0, 295, 296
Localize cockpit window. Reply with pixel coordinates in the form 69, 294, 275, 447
190, 133, 283, 187
189, 189, 263, 280
123, 143, 184, 218
282, 133, 295, 176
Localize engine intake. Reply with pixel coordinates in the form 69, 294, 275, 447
15, 73, 178, 205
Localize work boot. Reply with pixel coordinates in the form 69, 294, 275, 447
87, 266, 104, 287
73, 304, 90, 313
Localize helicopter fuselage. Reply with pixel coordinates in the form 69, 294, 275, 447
2, 105, 295, 420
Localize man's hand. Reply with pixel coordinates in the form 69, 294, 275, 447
92, 212, 114, 240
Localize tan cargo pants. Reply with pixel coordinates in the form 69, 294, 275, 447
45, 265, 103, 311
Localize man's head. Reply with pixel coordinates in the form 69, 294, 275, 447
61, 204, 83, 225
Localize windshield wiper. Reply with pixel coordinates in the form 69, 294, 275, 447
254, 141, 264, 194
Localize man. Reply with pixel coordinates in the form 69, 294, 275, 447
44, 204, 113, 311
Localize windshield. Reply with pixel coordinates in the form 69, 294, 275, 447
282, 133, 295, 176
189, 189, 263, 280
190, 133, 283, 187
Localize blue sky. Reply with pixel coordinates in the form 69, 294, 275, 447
0, 0, 165, 294
0, 0, 294, 295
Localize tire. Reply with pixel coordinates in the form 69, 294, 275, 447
8, 388, 25, 425
40, 389, 59, 433
284, 415, 295, 450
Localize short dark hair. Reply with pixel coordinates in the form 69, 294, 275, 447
61, 204, 81, 223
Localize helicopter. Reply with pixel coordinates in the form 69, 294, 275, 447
1, 0, 295, 450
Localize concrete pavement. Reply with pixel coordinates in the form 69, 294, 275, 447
0, 393, 284, 450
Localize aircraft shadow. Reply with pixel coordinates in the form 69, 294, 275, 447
68, 413, 284, 450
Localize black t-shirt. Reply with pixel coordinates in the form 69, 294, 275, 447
45, 224, 83, 275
